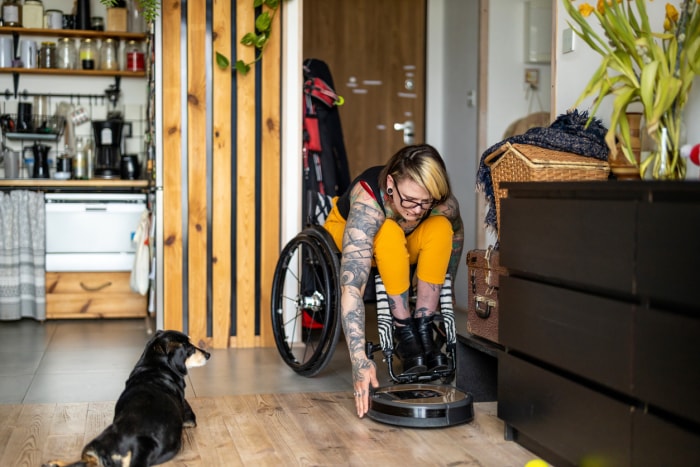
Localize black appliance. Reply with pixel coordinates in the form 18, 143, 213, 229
92, 118, 124, 179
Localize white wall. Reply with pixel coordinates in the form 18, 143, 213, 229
554, 0, 700, 177
487, 0, 552, 147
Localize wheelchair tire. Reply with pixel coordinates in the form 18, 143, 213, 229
271, 226, 342, 377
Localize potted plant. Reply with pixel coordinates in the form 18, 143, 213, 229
562, 0, 700, 180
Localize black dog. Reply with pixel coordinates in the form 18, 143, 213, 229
44, 330, 210, 467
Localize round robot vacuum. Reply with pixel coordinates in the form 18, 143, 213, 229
368, 383, 474, 428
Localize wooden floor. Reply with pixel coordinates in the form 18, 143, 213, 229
1, 393, 538, 467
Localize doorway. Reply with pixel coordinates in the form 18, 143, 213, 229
303, 0, 427, 177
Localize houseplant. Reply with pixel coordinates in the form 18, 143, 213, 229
563, 0, 700, 179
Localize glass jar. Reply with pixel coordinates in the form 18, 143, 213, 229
99, 38, 119, 71
126, 0, 146, 33
1, 0, 22, 27
79, 38, 97, 70
55, 37, 77, 69
124, 39, 145, 72
43, 9, 62, 29
38, 41, 56, 69
22, 0, 43, 28
91, 16, 104, 31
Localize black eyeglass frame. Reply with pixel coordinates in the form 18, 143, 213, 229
393, 184, 436, 211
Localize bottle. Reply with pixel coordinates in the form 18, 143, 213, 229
38, 41, 56, 69
85, 136, 94, 179
22, 0, 42, 28
55, 37, 77, 69
99, 37, 119, 71
2, 0, 22, 26
73, 137, 87, 179
79, 38, 97, 70
124, 39, 144, 71
74, 0, 90, 30
126, 0, 145, 33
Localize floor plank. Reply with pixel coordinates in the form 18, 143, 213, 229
0, 393, 540, 467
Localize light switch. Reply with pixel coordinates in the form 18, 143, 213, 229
562, 28, 575, 54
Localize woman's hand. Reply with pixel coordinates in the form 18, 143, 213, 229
352, 356, 379, 417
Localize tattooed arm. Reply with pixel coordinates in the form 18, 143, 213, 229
433, 194, 464, 283
340, 183, 384, 417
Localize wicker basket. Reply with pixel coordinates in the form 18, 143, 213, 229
484, 142, 610, 233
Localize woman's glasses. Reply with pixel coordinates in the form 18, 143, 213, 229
393, 184, 435, 211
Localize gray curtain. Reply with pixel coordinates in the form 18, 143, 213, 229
0, 190, 46, 321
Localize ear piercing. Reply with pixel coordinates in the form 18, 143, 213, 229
387, 187, 394, 195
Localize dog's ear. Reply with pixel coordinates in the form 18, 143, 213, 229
167, 341, 189, 375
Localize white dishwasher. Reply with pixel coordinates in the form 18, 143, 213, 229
45, 193, 148, 272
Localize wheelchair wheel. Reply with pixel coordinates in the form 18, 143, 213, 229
271, 225, 342, 377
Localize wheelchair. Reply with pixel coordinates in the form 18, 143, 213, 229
270, 224, 458, 384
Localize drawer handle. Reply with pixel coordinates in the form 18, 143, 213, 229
80, 281, 112, 292
474, 296, 496, 319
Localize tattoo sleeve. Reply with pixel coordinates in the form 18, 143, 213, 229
339, 185, 384, 365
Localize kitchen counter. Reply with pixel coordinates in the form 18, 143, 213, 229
0, 180, 150, 192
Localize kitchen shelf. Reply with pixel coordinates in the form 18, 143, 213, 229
0, 26, 147, 41
0, 68, 146, 78
0, 179, 150, 190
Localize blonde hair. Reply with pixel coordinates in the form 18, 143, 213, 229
379, 144, 451, 203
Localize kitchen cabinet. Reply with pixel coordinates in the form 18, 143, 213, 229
496, 181, 700, 467
46, 271, 146, 319
1, 180, 150, 320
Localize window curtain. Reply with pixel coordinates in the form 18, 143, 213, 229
0, 190, 46, 321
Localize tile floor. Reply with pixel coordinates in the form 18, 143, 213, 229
0, 316, 384, 405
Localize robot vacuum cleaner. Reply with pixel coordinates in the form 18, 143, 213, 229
368, 383, 474, 428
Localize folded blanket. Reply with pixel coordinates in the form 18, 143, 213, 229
476, 109, 609, 234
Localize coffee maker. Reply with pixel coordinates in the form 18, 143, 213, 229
93, 83, 124, 179
92, 118, 123, 179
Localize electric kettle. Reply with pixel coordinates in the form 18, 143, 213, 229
23, 142, 51, 179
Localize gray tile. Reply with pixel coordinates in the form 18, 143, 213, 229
0, 374, 33, 404
0, 350, 44, 376
36, 348, 144, 374
0, 320, 57, 352
48, 319, 151, 351
24, 370, 131, 404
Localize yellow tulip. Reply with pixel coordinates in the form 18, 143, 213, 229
580, 2, 596, 16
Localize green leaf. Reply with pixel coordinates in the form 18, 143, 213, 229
256, 11, 272, 32
216, 52, 230, 69
265, 0, 280, 8
241, 32, 258, 46
254, 0, 264, 7
235, 60, 251, 75
255, 33, 268, 49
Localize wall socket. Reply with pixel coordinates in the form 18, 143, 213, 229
562, 28, 575, 54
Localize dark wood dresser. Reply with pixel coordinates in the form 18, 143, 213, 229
496, 181, 700, 467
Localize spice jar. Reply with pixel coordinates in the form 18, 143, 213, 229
1, 0, 22, 26
38, 41, 56, 69
99, 37, 119, 71
43, 9, 62, 29
91, 16, 104, 31
55, 37, 77, 69
22, 0, 43, 28
124, 39, 145, 72
79, 38, 97, 70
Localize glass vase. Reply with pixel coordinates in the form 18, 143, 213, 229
639, 114, 686, 180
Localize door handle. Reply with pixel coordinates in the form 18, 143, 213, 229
393, 120, 415, 145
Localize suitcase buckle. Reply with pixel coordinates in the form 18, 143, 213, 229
474, 295, 496, 319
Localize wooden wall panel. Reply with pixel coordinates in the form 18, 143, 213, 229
161, 1, 283, 348
162, 0, 184, 332
259, 10, 281, 347
212, 0, 233, 349
234, 0, 257, 348
187, 0, 209, 346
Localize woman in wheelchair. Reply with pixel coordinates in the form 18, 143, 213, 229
323, 144, 464, 417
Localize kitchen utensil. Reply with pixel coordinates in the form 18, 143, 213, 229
3, 149, 20, 178
0, 37, 14, 68
120, 154, 139, 179
17, 102, 34, 132
24, 143, 51, 178
19, 39, 38, 69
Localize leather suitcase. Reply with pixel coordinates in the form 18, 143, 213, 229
466, 247, 506, 343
